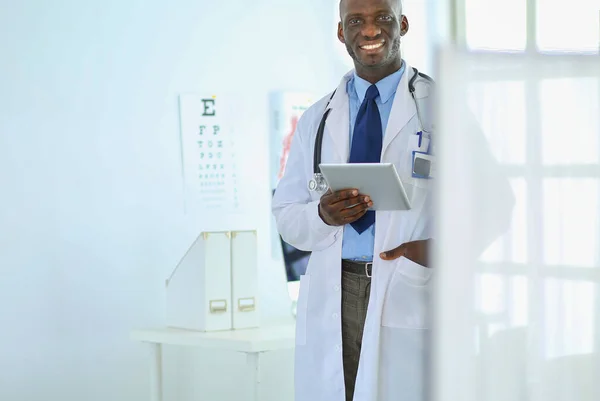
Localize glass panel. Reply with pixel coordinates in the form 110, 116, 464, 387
488, 322, 508, 338
480, 178, 528, 263
477, 274, 506, 315
540, 77, 600, 165
509, 275, 528, 326
467, 81, 526, 165
435, 50, 600, 401
509, 179, 528, 263
537, 0, 600, 53
465, 0, 527, 51
544, 279, 595, 359
543, 179, 599, 267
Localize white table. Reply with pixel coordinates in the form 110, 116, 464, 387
131, 323, 296, 401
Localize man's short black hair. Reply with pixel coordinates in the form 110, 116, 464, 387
339, 0, 403, 19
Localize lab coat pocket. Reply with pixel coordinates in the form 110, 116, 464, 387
401, 181, 429, 214
407, 175, 433, 191
295, 274, 311, 346
381, 257, 432, 329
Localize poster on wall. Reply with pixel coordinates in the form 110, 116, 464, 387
178, 94, 242, 216
269, 92, 315, 190
269, 91, 315, 279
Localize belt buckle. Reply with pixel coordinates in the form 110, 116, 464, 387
365, 262, 373, 278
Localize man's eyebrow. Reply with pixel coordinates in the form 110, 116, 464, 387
373, 8, 396, 15
343, 9, 395, 20
343, 13, 363, 20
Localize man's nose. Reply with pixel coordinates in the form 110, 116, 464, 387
361, 21, 381, 39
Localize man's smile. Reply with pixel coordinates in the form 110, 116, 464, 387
359, 40, 386, 53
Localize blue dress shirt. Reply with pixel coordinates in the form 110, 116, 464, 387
341, 63, 406, 261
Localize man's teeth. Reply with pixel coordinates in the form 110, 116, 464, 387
361, 43, 384, 50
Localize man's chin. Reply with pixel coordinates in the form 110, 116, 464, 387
357, 57, 387, 69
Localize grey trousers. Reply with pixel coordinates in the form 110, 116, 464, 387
341, 270, 372, 401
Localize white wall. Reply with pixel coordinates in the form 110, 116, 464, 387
0, 1, 342, 400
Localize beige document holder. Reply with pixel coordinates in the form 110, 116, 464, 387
166, 231, 232, 332
231, 230, 259, 329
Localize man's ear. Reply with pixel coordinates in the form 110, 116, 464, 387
337, 22, 345, 43
400, 15, 410, 36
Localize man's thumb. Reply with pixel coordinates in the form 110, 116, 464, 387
380, 244, 406, 260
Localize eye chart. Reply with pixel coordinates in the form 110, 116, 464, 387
178, 94, 242, 214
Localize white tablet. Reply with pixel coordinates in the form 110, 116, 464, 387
319, 163, 411, 211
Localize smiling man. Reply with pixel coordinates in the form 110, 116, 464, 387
272, 0, 436, 400
338, 0, 406, 83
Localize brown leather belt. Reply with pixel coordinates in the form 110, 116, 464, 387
342, 259, 372, 278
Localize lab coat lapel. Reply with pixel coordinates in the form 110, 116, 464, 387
381, 65, 417, 157
323, 71, 352, 163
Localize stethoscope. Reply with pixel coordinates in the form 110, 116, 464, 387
308, 67, 433, 193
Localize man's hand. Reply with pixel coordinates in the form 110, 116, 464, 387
379, 239, 432, 268
318, 188, 373, 226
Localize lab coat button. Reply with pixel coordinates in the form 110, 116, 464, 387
333, 313, 339, 319
334, 285, 340, 291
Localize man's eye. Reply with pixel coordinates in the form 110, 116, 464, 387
378, 15, 393, 22
349, 18, 361, 25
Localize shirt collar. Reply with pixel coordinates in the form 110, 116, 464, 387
352, 61, 405, 105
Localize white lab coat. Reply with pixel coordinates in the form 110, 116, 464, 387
272, 65, 435, 401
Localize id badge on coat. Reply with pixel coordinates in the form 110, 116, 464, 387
412, 132, 436, 179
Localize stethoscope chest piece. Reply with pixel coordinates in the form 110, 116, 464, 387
308, 173, 328, 193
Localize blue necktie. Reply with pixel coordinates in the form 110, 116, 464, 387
349, 84, 382, 234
